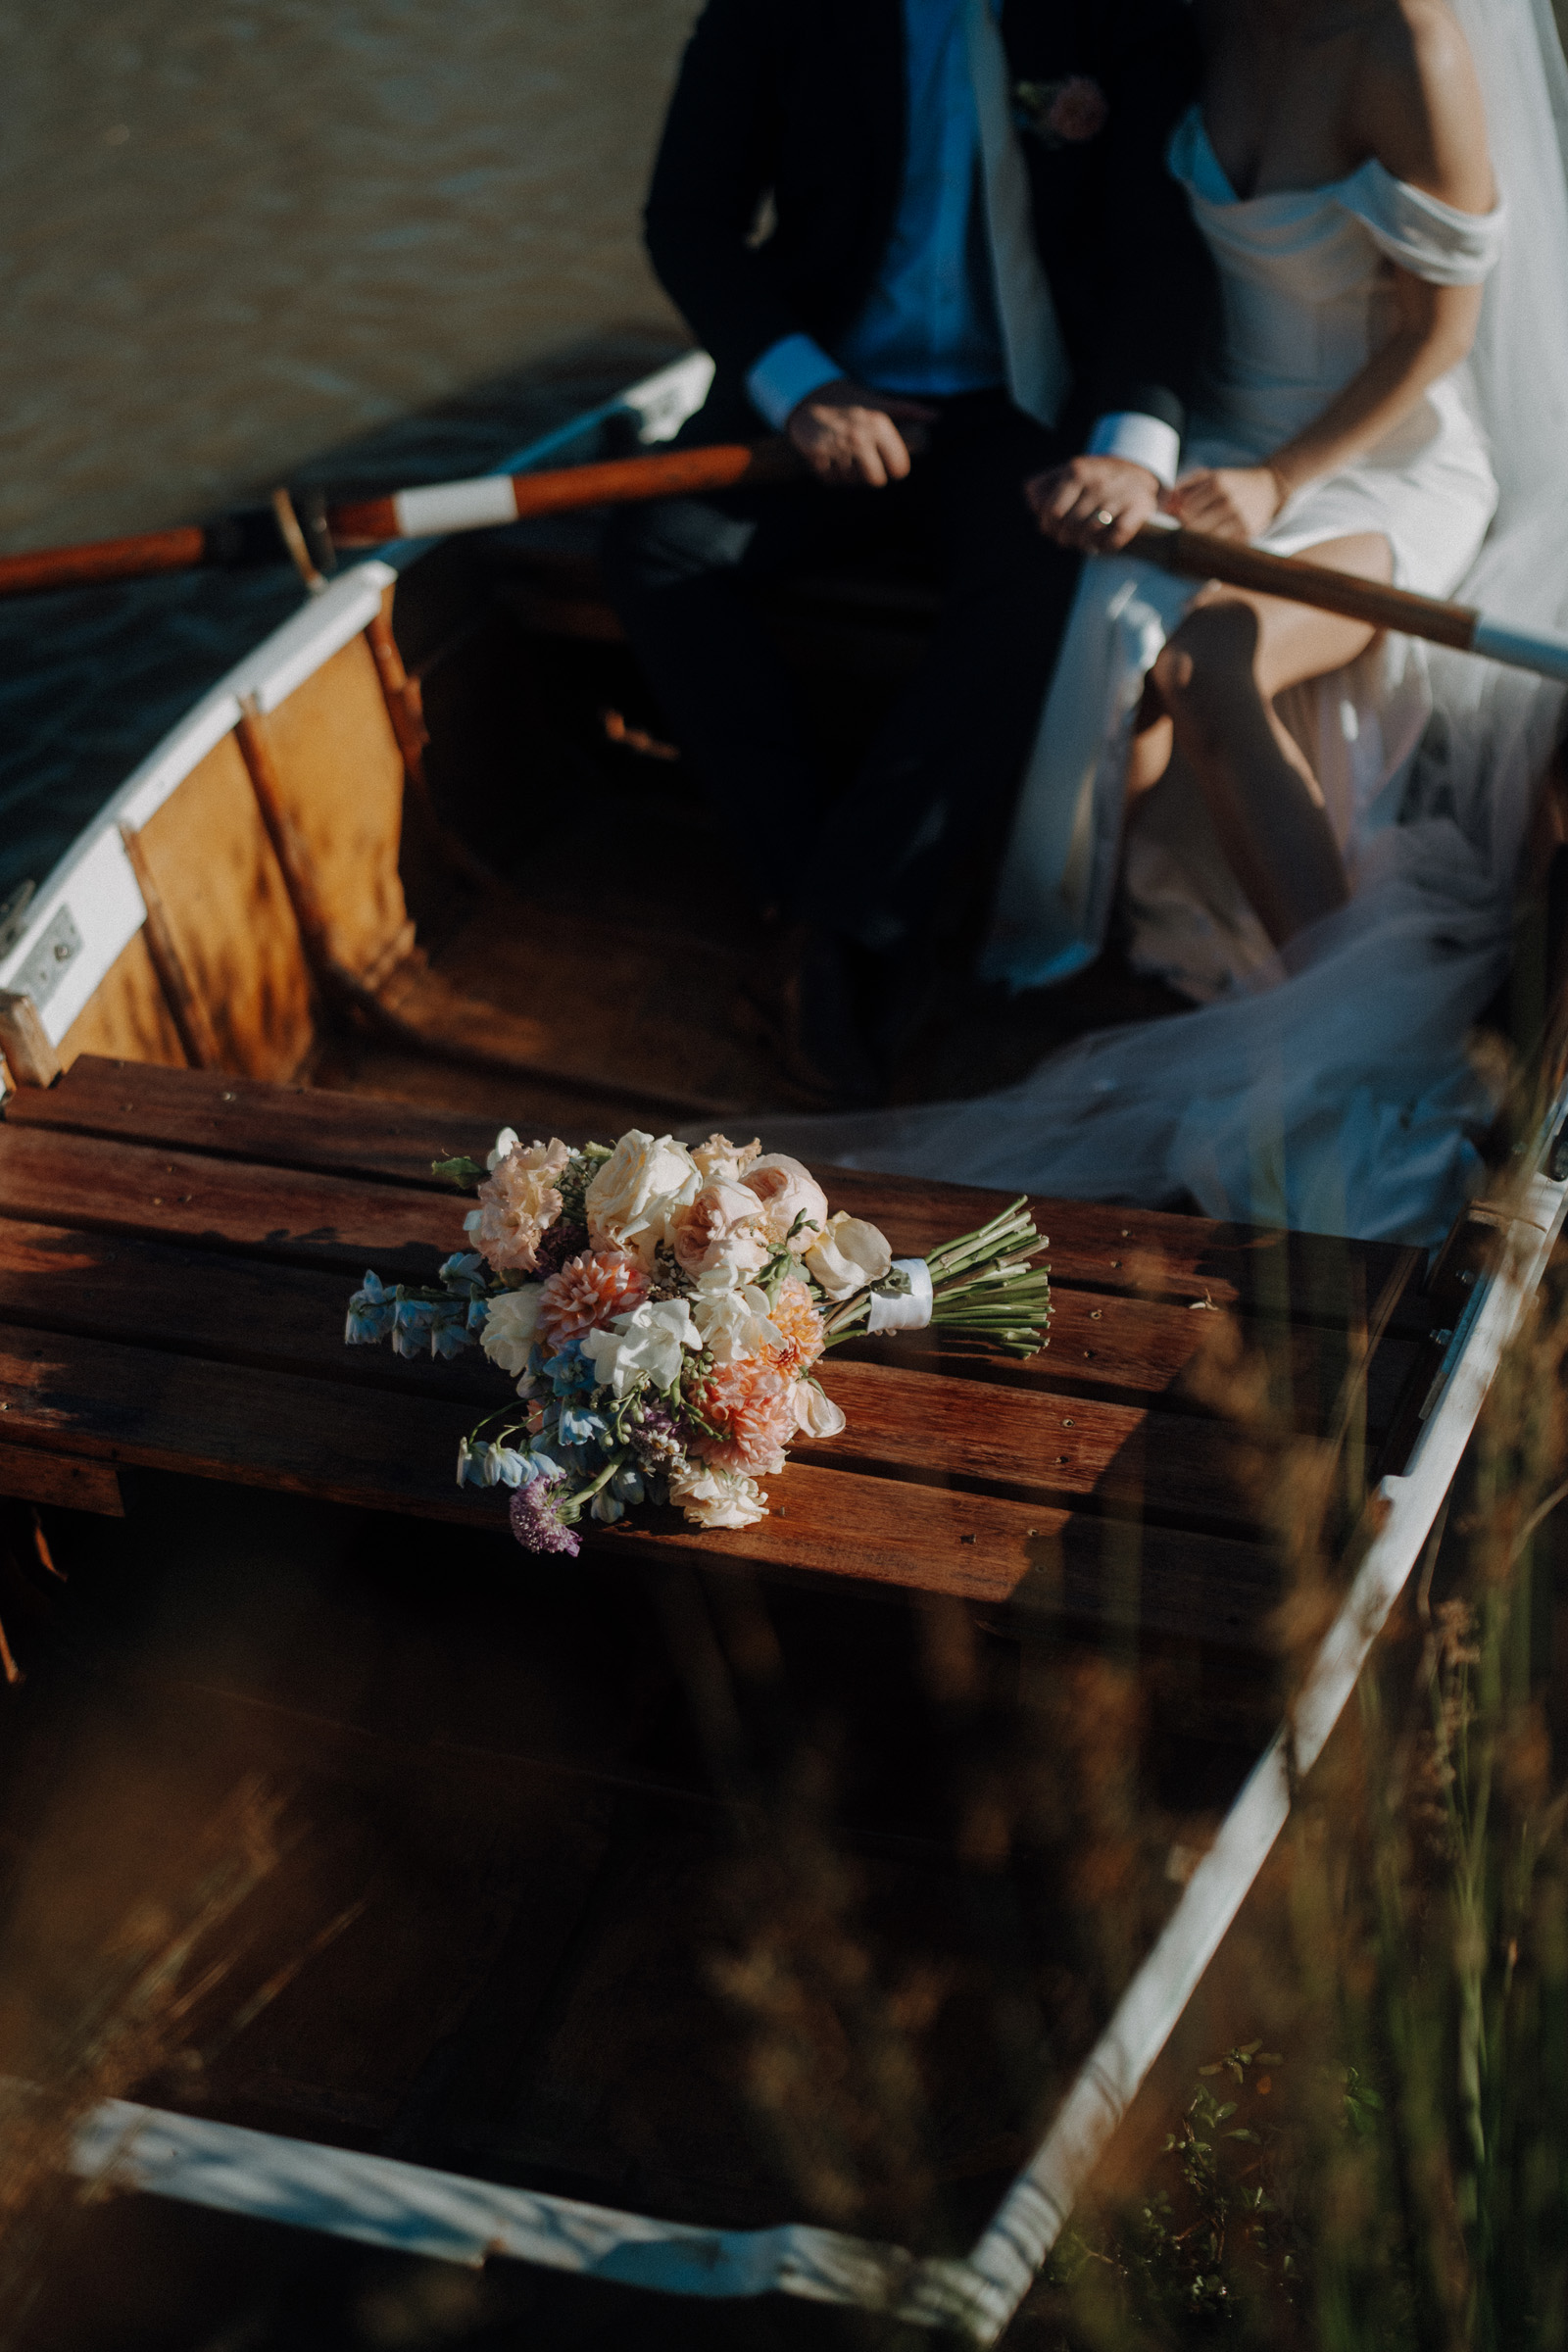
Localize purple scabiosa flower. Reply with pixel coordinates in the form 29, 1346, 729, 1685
531, 1219, 590, 1277
509, 1472, 581, 1557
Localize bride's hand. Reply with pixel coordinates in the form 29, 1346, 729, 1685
1162, 466, 1286, 542
1026, 455, 1162, 552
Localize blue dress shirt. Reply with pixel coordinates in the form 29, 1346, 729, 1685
745, 0, 1179, 484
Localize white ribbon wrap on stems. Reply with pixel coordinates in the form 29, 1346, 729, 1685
864, 1258, 934, 1335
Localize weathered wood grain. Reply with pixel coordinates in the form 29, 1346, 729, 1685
0, 1219, 495, 1405
0, 1211, 1414, 1440
816, 1360, 1263, 1535
50, 931, 187, 1079
6, 1054, 517, 1191
11, 1059, 1427, 1332
0, 1441, 122, 1514
0, 1321, 1278, 1640
0, 1125, 457, 1278
127, 734, 316, 1083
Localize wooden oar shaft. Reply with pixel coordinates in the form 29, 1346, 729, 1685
1131, 520, 1480, 652
0, 443, 803, 604
327, 439, 801, 546
7, 456, 1566, 695
0, 524, 208, 601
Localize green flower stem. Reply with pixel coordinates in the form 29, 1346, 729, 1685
818, 1199, 1051, 1358
563, 1448, 628, 1522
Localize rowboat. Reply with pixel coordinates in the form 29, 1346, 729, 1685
0, 353, 1565, 2345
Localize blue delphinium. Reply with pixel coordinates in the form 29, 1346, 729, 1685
558, 1398, 610, 1448
344, 1269, 396, 1346
540, 1343, 597, 1397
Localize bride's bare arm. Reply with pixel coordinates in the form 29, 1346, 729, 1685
1169, 0, 1494, 543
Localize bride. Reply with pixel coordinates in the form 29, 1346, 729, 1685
769, 0, 1568, 1250
1007, 0, 1501, 1004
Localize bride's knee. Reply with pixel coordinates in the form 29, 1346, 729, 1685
1152, 601, 1261, 734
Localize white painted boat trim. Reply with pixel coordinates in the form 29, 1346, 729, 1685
70, 2097, 916, 2311
0, 350, 710, 1067
63, 1090, 1568, 2334
948, 1161, 1568, 2342
0, 350, 717, 1065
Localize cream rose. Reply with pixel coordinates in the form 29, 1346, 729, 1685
792, 1380, 847, 1439
479, 1284, 544, 1377
668, 1179, 771, 1279
742, 1152, 828, 1251
691, 1133, 761, 1186
584, 1130, 699, 1265
802, 1212, 894, 1301
667, 1459, 769, 1530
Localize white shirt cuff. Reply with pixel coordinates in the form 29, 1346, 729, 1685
744, 333, 844, 430
1087, 412, 1181, 490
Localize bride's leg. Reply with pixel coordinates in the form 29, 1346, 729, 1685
1148, 532, 1393, 945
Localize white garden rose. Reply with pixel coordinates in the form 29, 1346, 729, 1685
689, 1270, 784, 1364
585, 1130, 699, 1264
667, 1459, 769, 1530
479, 1284, 544, 1376
792, 1381, 847, 1439
741, 1152, 828, 1250
580, 1297, 699, 1398
667, 1178, 771, 1278
802, 1212, 894, 1301
691, 1133, 761, 1186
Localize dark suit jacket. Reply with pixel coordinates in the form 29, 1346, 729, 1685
644, 0, 1217, 448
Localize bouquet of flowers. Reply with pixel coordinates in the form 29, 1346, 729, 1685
345, 1129, 1050, 1556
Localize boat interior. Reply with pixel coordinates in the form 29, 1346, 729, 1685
0, 356, 1564, 2348
0, 354, 1208, 1145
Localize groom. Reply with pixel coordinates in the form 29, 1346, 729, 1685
602, 0, 1216, 1100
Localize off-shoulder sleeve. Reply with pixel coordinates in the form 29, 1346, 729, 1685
1339, 162, 1506, 285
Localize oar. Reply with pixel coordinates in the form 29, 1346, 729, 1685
7, 440, 1568, 689
0, 441, 804, 603
1131, 515, 1568, 685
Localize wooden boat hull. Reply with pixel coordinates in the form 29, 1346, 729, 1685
0, 354, 1564, 2344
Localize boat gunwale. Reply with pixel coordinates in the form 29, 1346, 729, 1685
0, 350, 714, 1068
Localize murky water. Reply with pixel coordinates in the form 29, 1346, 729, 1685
0, 0, 697, 901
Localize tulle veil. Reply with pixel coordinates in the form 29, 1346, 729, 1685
766, 0, 1568, 1249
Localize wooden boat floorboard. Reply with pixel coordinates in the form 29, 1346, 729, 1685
0, 1056, 1439, 1646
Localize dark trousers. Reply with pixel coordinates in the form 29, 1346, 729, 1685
600, 390, 1081, 954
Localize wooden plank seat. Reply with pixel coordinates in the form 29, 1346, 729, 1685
0, 1056, 1438, 1651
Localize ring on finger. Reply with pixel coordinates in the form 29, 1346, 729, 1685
1093, 508, 1116, 529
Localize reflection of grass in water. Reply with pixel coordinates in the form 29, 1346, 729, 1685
0, 1778, 281, 2344
1015, 1255, 1568, 2350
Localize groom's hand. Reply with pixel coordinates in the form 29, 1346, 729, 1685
1026, 455, 1160, 552
787, 379, 939, 488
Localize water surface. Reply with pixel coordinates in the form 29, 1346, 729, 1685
0, 0, 697, 900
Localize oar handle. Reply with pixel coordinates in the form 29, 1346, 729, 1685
1129, 519, 1481, 650
328, 438, 804, 546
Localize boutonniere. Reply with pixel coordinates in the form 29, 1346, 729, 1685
1013, 75, 1109, 148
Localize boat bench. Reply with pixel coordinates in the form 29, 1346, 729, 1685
0, 1055, 1442, 1654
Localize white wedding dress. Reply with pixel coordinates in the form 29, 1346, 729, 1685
768, 0, 1568, 1249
